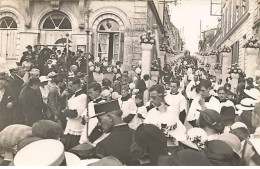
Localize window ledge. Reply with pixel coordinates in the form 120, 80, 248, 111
217, 13, 250, 48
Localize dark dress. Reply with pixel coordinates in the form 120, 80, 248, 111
20, 86, 44, 126
94, 124, 139, 166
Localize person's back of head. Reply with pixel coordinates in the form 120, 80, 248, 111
89, 82, 101, 93
149, 84, 165, 95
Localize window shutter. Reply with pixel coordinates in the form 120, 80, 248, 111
119, 32, 124, 62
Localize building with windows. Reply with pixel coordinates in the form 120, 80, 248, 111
212, 0, 260, 79
0, 0, 182, 70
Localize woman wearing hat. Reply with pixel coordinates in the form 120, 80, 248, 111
197, 109, 225, 141
130, 124, 168, 165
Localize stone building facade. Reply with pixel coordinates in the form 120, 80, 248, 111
212, 0, 260, 79
0, 0, 181, 70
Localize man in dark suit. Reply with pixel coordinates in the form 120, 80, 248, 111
9, 68, 26, 124
0, 77, 15, 131
91, 100, 139, 166
19, 78, 44, 126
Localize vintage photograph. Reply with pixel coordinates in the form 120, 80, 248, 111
0, 0, 260, 166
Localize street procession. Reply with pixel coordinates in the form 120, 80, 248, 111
0, 0, 260, 166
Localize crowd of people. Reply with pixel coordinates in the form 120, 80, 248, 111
0, 44, 260, 166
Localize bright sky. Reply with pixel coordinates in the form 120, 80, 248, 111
170, 0, 219, 55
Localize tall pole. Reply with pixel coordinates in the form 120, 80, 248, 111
85, 1, 90, 139
66, 33, 69, 107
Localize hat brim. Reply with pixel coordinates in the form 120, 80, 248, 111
89, 112, 106, 119
64, 152, 81, 166
236, 104, 254, 111
244, 89, 258, 100
179, 140, 199, 150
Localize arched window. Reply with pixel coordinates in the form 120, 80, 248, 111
42, 13, 71, 30
97, 19, 120, 62
0, 17, 17, 29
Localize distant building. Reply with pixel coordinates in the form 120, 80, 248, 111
209, 0, 260, 79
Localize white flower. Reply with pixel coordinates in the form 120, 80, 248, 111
107, 67, 112, 73
138, 40, 142, 43
88, 62, 94, 67
101, 89, 111, 97
89, 66, 95, 71
135, 67, 141, 74
95, 57, 100, 63
103, 62, 108, 67
113, 67, 118, 73
150, 34, 155, 38
129, 83, 135, 90
142, 33, 147, 36
147, 30, 152, 34
144, 39, 148, 42
142, 35, 147, 39
132, 89, 139, 95
95, 66, 100, 72
150, 39, 155, 43
138, 60, 142, 66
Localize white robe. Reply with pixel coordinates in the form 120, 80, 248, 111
187, 95, 221, 121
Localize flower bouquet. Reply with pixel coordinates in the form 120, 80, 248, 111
219, 45, 232, 53
243, 36, 260, 48
214, 63, 222, 70
151, 60, 160, 71
139, 30, 156, 44
209, 50, 217, 55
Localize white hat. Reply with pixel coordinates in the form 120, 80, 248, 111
179, 127, 208, 150
159, 113, 186, 141
236, 98, 256, 111
39, 76, 51, 83
244, 88, 260, 100
249, 137, 260, 155
230, 122, 248, 130
14, 139, 80, 166
218, 133, 241, 157
47, 71, 57, 78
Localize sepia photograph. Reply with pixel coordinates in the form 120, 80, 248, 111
0, 0, 260, 166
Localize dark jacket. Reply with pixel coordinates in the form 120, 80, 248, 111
94, 124, 139, 166
20, 86, 44, 126
0, 87, 15, 131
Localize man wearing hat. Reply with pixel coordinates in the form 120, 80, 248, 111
91, 100, 139, 165
9, 67, 25, 124
26, 45, 33, 53
63, 77, 87, 151
19, 78, 44, 126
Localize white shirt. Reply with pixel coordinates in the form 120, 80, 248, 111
118, 96, 137, 119
64, 90, 87, 136
186, 80, 200, 100
165, 92, 187, 118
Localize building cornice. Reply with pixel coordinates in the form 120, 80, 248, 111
217, 12, 250, 48
147, 1, 164, 33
